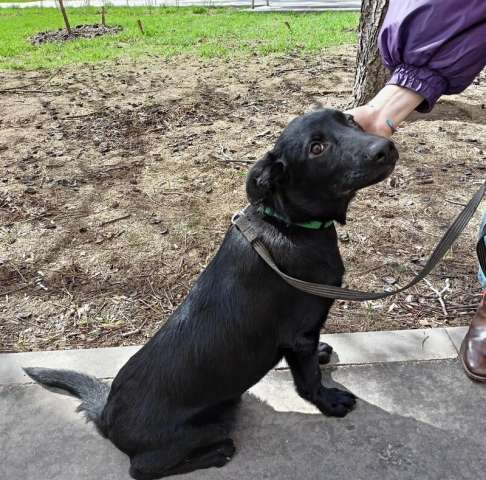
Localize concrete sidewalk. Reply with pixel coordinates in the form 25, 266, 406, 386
2, 327, 486, 480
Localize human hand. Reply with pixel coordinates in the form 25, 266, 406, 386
345, 85, 424, 137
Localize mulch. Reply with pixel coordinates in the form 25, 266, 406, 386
30, 24, 122, 46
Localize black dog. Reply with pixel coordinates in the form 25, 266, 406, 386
25, 109, 398, 480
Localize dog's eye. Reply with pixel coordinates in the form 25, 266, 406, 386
309, 142, 328, 157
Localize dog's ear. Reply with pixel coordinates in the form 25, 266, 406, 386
246, 152, 287, 204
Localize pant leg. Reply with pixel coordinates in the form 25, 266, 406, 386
479, 210, 486, 288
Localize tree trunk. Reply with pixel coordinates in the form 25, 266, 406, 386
58, 0, 71, 35
351, 0, 389, 107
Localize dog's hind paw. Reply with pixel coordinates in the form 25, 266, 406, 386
317, 342, 333, 364
209, 439, 236, 467
317, 387, 356, 417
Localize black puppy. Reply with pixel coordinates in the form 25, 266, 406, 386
25, 109, 398, 480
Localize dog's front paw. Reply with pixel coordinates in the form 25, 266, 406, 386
318, 342, 333, 364
316, 387, 356, 417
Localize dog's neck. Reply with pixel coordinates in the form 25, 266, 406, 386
258, 205, 334, 230
241, 204, 343, 285
251, 186, 353, 226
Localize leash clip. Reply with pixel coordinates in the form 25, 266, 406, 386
231, 205, 259, 244
231, 204, 250, 225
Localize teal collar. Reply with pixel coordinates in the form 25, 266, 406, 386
260, 206, 333, 230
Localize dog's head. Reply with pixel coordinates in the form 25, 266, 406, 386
246, 109, 398, 224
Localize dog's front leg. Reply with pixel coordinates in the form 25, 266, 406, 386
284, 336, 356, 417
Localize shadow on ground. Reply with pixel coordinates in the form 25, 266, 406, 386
409, 98, 486, 125
2, 358, 486, 480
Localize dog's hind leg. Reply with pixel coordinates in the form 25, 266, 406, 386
129, 440, 235, 480
129, 426, 235, 480
138, 439, 235, 479
284, 334, 355, 418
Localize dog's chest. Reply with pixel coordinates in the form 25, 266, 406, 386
278, 239, 344, 287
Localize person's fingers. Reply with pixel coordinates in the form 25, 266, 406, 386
343, 105, 393, 138
345, 105, 375, 132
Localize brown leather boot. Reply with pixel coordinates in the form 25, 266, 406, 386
460, 292, 486, 381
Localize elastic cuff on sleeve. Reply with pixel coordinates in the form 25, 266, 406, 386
387, 64, 448, 113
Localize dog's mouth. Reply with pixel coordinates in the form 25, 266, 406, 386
341, 160, 397, 195
371, 160, 397, 184
338, 140, 399, 194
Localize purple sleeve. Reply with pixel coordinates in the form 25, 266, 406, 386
379, 0, 486, 112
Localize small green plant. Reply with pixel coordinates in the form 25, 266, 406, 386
192, 7, 207, 15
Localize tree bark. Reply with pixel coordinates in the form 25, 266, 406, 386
351, 0, 389, 107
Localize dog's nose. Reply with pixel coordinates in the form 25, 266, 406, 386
369, 138, 398, 164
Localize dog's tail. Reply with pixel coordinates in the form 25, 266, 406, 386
23, 367, 110, 425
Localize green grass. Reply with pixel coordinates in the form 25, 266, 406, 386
0, 7, 358, 70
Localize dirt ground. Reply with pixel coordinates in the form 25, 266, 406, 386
1, 47, 485, 352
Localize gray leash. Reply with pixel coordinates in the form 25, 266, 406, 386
233, 181, 486, 301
